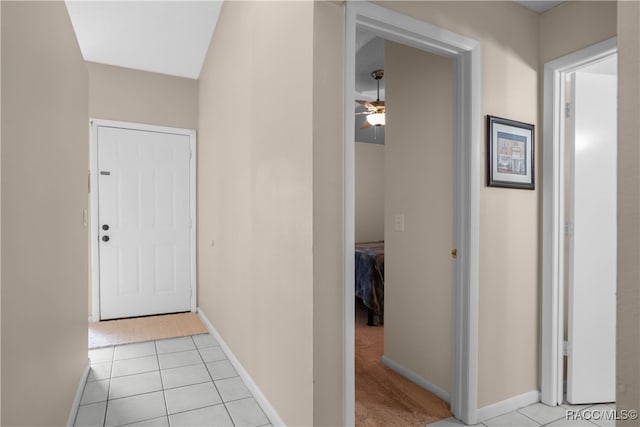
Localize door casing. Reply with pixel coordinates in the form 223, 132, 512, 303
89, 119, 197, 322
344, 3, 481, 424
541, 37, 617, 406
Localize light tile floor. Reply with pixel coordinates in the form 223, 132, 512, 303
427, 402, 618, 427
76, 334, 272, 427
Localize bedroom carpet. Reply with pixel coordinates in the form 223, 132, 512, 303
355, 302, 452, 427
88, 312, 208, 349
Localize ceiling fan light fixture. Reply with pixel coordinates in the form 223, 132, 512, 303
366, 112, 386, 126
355, 69, 386, 129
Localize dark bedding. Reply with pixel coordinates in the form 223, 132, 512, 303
355, 241, 384, 325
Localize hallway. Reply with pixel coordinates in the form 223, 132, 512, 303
76, 334, 272, 426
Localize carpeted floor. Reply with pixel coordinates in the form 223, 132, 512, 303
355, 301, 452, 427
88, 312, 208, 349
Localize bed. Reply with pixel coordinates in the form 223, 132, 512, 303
355, 241, 384, 326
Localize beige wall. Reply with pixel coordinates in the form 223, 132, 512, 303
383, 41, 454, 393
1, 1, 89, 425
355, 142, 384, 243
617, 0, 640, 422
87, 61, 198, 130
539, 1, 617, 63
376, 1, 539, 407
312, 2, 345, 424
197, 2, 315, 425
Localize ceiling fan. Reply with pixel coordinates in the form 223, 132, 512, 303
356, 69, 385, 129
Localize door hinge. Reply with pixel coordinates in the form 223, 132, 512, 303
88, 171, 91, 193
565, 102, 572, 119
563, 340, 570, 356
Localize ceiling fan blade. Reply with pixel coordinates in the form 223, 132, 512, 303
360, 120, 372, 129
355, 100, 375, 109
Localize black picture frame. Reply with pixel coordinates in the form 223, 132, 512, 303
487, 115, 535, 190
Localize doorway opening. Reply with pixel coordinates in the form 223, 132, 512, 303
344, 3, 481, 425
541, 38, 617, 407
353, 31, 455, 425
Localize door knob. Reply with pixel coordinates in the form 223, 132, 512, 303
451, 248, 457, 259
102, 235, 110, 242
102, 224, 109, 231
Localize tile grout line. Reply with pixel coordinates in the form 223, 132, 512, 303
104, 346, 115, 427
192, 334, 239, 426
87, 333, 267, 427
113, 337, 195, 427
154, 339, 171, 426
108, 343, 165, 427
73, 376, 91, 427
514, 407, 548, 426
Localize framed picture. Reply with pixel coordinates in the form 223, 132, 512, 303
487, 115, 535, 189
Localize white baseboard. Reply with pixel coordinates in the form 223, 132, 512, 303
67, 359, 91, 427
380, 355, 451, 403
197, 308, 285, 427
476, 389, 540, 422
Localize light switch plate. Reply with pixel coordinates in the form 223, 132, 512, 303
394, 214, 405, 232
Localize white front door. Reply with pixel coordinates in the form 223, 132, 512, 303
96, 123, 194, 320
566, 59, 617, 404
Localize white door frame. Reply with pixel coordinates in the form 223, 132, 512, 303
541, 37, 617, 406
89, 119, 197, 322
344, 2, 481, 424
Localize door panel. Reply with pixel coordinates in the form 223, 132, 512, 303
567, 66, 617, 404
98, 125, 192, 320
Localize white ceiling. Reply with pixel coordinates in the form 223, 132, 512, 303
355, 29, 385, 145
514, 0, 564, 13
356, 29, 385, 99
65, 1, 223, 79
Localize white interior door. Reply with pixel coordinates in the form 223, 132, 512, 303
567, 61, 617, 404
97, 124, 193, 320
